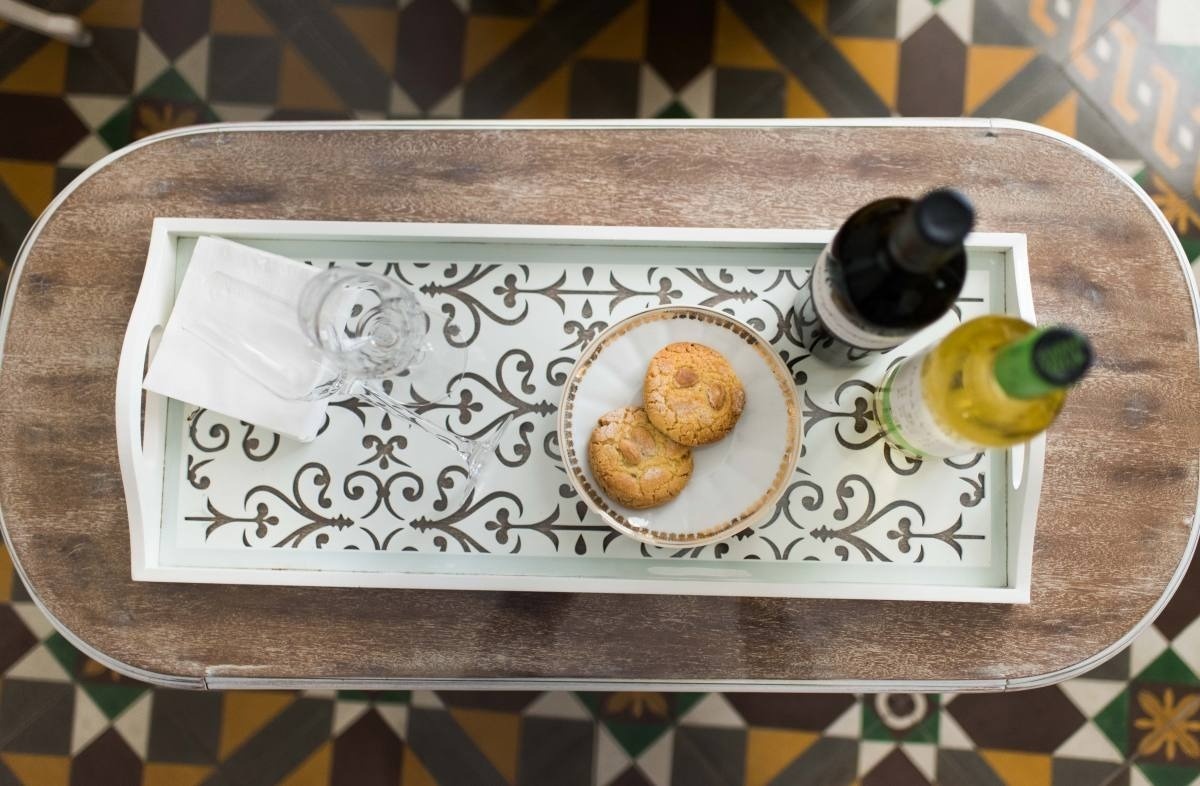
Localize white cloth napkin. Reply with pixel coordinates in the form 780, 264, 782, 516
143, 236, 328, 442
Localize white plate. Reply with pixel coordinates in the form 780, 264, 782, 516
559, 305, 802, 546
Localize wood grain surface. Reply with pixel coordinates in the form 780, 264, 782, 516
0, 122, 1196, 689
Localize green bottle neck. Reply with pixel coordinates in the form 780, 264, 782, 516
993, 326, 1092, 400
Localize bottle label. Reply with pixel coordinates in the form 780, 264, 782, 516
808, 250, 909, 351
876, 352, 981, 459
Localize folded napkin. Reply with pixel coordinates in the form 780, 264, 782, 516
143, 236, 328, 442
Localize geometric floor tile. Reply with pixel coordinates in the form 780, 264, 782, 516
112, 691, 153, 760
2, 644, 68, 684
596, 723, 633, 786
520, 715, 593, 786
979, 748, 1052, 786
1062, 678, 1129, 720
1055, 721, 1125, 762
746, 726, 820, 786
70, 728, 141, 786
862, 746, 933, 785
524, 691, 593, 721
726, 692, 856, 732
70, 686, 108, 755
2, 0, 1200, 783
0, 679, 74, 754
1133, 627, 1173, 679
333, 709, 405, 785
947, 687, 1086, 752
863, 693, 939, 743
146, 690, 220, 765
635, 727, 672, 786
0, 752, 71, 786
672, 725, 744, 786
331, 698, 370, 737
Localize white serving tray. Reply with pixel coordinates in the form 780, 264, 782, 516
117, 219, 1042, 602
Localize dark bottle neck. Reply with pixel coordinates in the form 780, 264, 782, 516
886, 188, 974, 274
887, 214, 957, 273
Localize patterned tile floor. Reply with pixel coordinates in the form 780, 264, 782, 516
1, 0, 1199, 784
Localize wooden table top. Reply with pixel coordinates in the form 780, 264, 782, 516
0, 120, 1196, 691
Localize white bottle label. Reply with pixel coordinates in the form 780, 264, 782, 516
810, 249, 909, 351
876, 352, 980, 459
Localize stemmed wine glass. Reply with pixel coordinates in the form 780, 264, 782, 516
183, 266, 509, 488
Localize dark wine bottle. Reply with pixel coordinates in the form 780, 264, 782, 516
797, 188, 975, 366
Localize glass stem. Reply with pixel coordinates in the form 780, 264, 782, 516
351, 380, 480, 465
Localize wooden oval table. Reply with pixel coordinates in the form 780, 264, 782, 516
1, 120, 1197, 691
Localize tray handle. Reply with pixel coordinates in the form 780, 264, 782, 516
116, 228, 176, 576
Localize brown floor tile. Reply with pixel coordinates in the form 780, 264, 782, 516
331, 710, 402, 786
394, 0, 465, 110
0, 95, 87, 161
0, 607, 37, 676
1155, 547, 1200, 639
862, 747, 931, 786
568, 58, 639, 118
142, 0, 211, 59
64, 26, 138, 95
947, 687, 1086, 752
646, 0, 715, 91
470, 0, 539, 16
725, 692, 854, 730
435, 691, 541, 712
609, 766, 653, 786
70, 729, 141, 786
897, 15, 966, 116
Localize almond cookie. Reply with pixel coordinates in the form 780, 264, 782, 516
643, 342, 745, 446
588, 406, 692, 509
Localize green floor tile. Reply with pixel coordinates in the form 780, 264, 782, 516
43, 632, 78, 676
1096, 689, 1130, 756
142, 69, 203, 105
672, 693, 704, 717
604, 720, 669, 758
1136, 761, 1200, 786
862, 696, 938, 742
656, 101, 692, 119
82, 682, 147, 720
98, 105, 133, 151
1138, 649, 1200, 687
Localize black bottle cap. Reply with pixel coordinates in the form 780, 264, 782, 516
1031, 327, 1094, 386
914, 188, 975, 247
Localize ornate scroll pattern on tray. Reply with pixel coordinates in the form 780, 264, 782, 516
167, 260, 996, 568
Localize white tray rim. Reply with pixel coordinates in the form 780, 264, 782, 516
118, 218, 1042, 603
